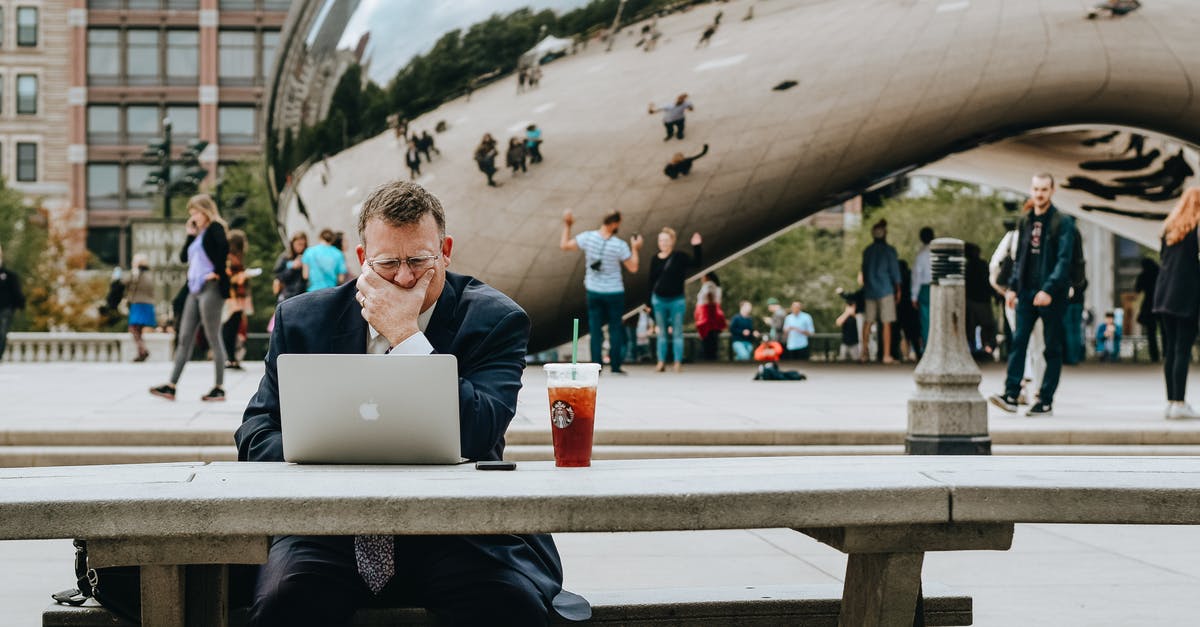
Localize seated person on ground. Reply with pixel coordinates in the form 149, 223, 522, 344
664, 144, 710, 179
235, 180, 589, 626
1095, 311, 1122, 362
753, 336, 805, 381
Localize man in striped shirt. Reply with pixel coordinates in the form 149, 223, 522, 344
560, 209, 644, 374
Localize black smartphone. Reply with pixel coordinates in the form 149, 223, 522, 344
475, 460, 517, 471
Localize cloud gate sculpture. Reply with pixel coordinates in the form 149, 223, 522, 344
267, 0, 1200, 351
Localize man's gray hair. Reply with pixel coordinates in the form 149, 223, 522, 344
356, 180, 446, 243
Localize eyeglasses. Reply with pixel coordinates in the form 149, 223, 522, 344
366, 254, 441, 278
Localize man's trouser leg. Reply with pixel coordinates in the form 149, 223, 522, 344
604, 292, 627, 370
0, 307, 12, 361
1004, 292, 1038, 398
1064, 303, 1083, 365
918, 284, 930, 353
1038, 297, 1068, 405
586, 291, 606, 366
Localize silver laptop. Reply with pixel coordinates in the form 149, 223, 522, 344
278, 353, 464, 464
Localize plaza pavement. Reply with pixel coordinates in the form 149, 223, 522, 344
2, 360, 1200, 624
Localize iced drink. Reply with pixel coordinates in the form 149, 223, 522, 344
544, 363, 601, 467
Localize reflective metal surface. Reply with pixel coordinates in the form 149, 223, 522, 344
267, 0, 1200, 350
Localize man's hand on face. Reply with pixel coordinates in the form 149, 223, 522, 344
356, 264, 436, 347
1032, 291, 1052, 307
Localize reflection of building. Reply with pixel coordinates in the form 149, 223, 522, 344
72, 0, 288, 266
0, 2, 71, 234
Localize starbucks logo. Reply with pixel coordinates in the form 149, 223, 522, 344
551, 400, 574, 429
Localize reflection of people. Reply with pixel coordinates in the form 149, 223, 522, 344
302, 229, 348, 292
507, 137, 527, 174
1087, 0, 1141, 19
696, 24, 717, 48
664, 144, 709, 179
648, 94, 694, 141
404, 140, 421, 180
1154, 188, 1200, 420
237, 180, 590, 625
474, 134, 500, 187
525, 124, 543, 164
125, 253, 156, 362
150, 194, 230, 402
560, 209, 643, 374
989, 173, 1076, 417
273, 232, 308, 303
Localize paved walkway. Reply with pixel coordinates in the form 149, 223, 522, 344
3, 359, 1199, 624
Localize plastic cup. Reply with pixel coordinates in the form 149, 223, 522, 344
544, 363, 601, 467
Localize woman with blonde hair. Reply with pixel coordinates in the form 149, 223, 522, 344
1153, 187, 1200, 419
150, 194, 230, 402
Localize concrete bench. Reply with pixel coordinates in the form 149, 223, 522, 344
8, 456, 1200, 626
44, 584, 973, 626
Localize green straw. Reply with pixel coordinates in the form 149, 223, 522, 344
571, 318, 580, 379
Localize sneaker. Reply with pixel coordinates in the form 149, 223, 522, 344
655, 362, 666, 372
673, 362, 682, 373
1166, 403, 1178, 419
1026, 402, 1053, 417
201, 387, 226, 402
609, 368, 628, 376
134, 351, 150, 363
225, 362, 243, 371
1168, 403, 1200, 420
149, 384, 176, 401
987, 393, 1018, 413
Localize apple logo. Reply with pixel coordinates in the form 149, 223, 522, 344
358, 399, 381, 421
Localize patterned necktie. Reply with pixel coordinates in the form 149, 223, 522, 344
355, 534, 394, 594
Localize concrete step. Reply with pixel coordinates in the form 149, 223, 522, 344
7, 444, 1200, 467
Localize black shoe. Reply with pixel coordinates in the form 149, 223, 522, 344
225, 362, 243, 370
150, 384, 176, 401
988, 393, 1018, 413
609, 368, 629, 376
201, 387, 226, 402
1026, 402, 1053, 417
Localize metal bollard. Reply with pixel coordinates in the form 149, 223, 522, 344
906, 238, 991, 455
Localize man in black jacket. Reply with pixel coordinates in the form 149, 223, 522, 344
0, 243, 26, 361
989, 173, 1076, 417
236, 181, 588, 626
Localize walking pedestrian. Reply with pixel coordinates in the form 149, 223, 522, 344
648, 93, 694, 142
860, 219, 902, 363
475, 134, 500, 186
405, 139, 421, 180
913, 226, 934, 352
990, 217, 1045, 401
222, 230, 254, 371
560, 209, 643, 374
1135, 257, 1161, 362
125, 253, 156, 362
506, 138, 527, 174
0, 243, 26, 362
782, 301, 815, 360
150, 194, 230, 402
649, 228, 702, 372
989, 173, 1076, 417
302, 228, 347, 292
525, 125, 543, 164
730, 301, 758, 362
273, 231, 308, 303
694, 272, 725, 360
420, 130, 440, 158
964, 243, 998, 358
1153, 187, 1200, 419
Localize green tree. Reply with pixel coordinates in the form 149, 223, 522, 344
0, 179, 45, 331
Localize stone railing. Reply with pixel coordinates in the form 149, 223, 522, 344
3, 332, 173, 363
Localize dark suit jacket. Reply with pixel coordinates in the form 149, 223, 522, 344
235, 272, 589, 620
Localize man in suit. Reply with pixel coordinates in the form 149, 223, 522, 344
236, 181, 589, 626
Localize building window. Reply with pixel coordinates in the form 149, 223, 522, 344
218, 30, 257, 86
87, 164, 121, 208
262, 30, 280, 82
88, 29, 121, 86
16, 7, 37, 47
126, 30, 160, 86
86, 1, 123, 9
16, 143, 36, 182
16, 75, 37, 115
88, 105, 121, 144
126, 105, 160, 145
166, 30, 199, 86
125, 164, 154, 209
219, 106, 256, 145
166, 0, 200, 8
166, 105, 199, 141
218, 0, 256, 10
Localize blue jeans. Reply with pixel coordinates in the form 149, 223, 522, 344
1005, 290, 1067, 404
918, 284, 930, 354
1064, 303, 1084, 365
587, 290, 627, 371
732, 340, 754, 361
652, 294, 686, 363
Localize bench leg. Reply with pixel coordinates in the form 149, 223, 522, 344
140, 565, 185, 627
839, 552, 924, 627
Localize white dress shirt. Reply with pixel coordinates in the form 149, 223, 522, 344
367, 302, 436, 355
